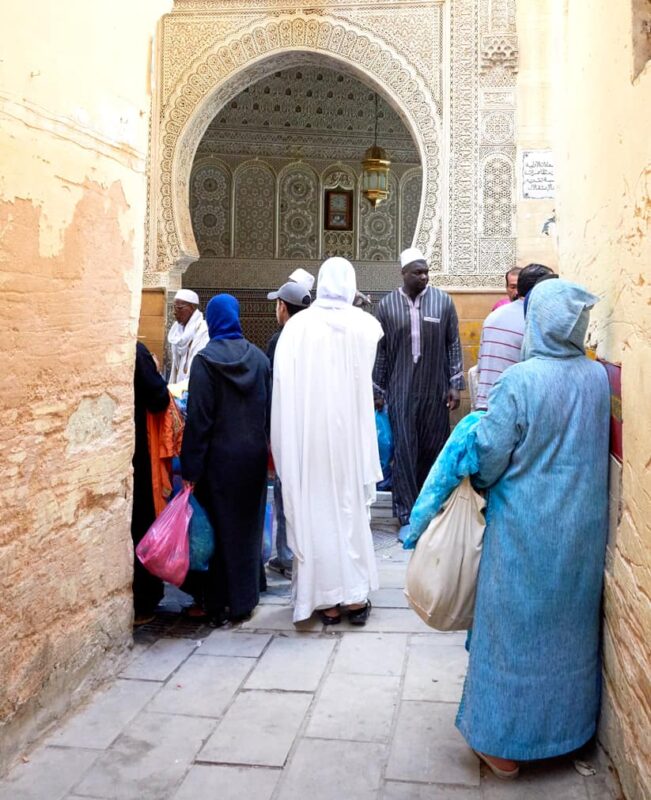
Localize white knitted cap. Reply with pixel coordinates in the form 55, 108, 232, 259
400, 247, 427, 269
174, 289, 200, 305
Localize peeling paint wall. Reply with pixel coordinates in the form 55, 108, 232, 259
548, 2, 651, 797
0, 0, 171, 770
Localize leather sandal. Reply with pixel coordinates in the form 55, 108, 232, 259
474, 751, 519, 780
347, 600, 372, 626
318, 606, 342, 625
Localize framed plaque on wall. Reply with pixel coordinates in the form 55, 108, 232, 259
324, 189, 354, 231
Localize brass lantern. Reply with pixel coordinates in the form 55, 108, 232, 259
361, 94, 391, 208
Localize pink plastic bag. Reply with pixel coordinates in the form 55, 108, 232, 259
136, 486, 193, 587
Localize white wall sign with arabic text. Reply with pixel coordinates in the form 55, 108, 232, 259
522, 150, 555, 199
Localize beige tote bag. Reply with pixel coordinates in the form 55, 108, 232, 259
404, 477, 486, 631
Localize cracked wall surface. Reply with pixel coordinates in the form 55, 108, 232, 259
0, 0, 171, 772
549, 2, 651, 797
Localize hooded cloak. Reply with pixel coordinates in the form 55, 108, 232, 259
455, 278, 610, 759
271, 258, 383, 621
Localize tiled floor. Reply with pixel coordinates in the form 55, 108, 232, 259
0, 533, 620, 800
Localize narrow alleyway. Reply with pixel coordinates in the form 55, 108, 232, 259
0, 527, 619, 800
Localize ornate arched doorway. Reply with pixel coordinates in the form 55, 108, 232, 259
146, 14, 443, 289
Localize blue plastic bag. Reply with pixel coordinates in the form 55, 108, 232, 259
375, 407, 394, 490
188, 495, 215, 572
262, 499, 274, 562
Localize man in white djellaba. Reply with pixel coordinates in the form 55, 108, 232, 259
167, 289, 210, 384
271, 257, 383, 625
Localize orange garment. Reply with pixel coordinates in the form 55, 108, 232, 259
147, 392, 184, 516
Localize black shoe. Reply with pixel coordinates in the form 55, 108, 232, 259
318, 606, 342, 625
229, 611, 253, 625
347, 600, 372, 626
267, 557, 292, 580
208, 610, 229, 628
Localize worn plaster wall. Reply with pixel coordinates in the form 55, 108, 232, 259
514, 0, 558, 270
549, 2, 651, 797
0, 0, 171, 770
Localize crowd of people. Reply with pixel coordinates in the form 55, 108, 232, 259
131, 249, 610, 781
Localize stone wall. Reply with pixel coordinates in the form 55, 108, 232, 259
549, 2, 651, 797
0, 0, 171, 771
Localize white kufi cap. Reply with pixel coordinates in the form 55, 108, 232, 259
174, 289, 200, 305
400, 247, 427, 269
288, 267, 315, 292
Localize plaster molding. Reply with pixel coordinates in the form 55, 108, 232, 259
147, 0, 519, 288
152, 10, 442, 273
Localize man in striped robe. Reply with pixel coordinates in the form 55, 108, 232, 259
373, 248, 464, 540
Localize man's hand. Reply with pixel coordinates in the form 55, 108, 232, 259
446, 388, 460, 411
374, 396, 385, 412
183, 480, 195, 491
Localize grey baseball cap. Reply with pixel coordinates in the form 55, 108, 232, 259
267, 281, 311, 307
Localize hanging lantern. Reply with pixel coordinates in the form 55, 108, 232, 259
361, 95, 391, 208
361, 144, 391, 208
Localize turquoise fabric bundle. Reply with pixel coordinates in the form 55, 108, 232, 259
188, 495, 215, 572
403, 411, 485, 550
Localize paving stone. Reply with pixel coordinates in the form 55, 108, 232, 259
198, 690, 311, 767
50, 679, 160, 749
258, 591, 292, 605
0, 746, 98, 800
370, 588, 409, 608
147, 654, 253, 717
245, 636, 335, 691
378, 547, 411, 564
338, 607, 436, 634
240, 604, 322, 632
481, 760, 591, 799
171, 764, 279, 800
198, 630, 272, 658
584, 770, 621, 800
377, 565, 408, 588
120, 638, 197, 682
72, 712, 215, 800
306, 672, 399, 743
382, 782, 480, 800
410, 631, 469, 647
403, 641, 468, 702
332, 633, 408, 676
386, 701, 479, 786
275, 738, 385, 800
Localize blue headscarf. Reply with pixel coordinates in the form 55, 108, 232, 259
205, 294, 244, 341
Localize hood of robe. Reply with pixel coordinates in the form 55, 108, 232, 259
314, 257, 357, 308
521, 278, 599, 360
197, 338, 263, 392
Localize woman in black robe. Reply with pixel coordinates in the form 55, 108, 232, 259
181, 294, 270, 626
132, 341, 169, 623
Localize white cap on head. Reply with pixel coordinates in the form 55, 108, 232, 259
400, 247, 427, 269
288, 267, 315, 292
174, 289, 200, 305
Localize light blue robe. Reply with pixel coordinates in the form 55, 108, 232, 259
456, 279, 610, 760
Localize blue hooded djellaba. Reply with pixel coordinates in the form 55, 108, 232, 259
455, 279, 610, 760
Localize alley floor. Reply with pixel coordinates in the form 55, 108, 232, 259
1, 528, 620, 800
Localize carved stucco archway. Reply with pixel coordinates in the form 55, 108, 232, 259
151, 14, 442, 284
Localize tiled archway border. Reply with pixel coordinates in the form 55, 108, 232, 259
155, 14, 441, 276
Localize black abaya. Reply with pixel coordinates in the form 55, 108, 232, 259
181, 338, 270, 620
132, 342, 169, 615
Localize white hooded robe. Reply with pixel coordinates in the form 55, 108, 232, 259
271, 258, 383, 622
